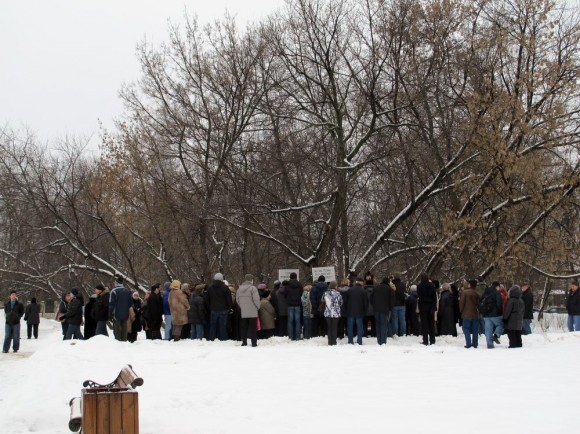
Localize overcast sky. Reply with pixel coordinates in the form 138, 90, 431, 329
0, 0, 284, 148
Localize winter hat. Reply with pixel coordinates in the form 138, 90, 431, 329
214, 273, 224, 281
71, 288, 79, 296
114, 274, 124, 284
181, 283, 190, 292
273, 280, 281, 287
171, 280, 181, 290
245, 273, 254, 281
95, 284, 105, 292
31, 297, 37, 303
318, 275, 325, 282
257, 283, 267, 290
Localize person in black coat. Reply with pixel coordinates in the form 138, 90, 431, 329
24, 297, 41, 339
128, 292, 143, 343
521, 284, 534, 335
92, 284, 110, 336
189, 284, 207, 340
146, 284, 164, 340
310, 276, 328, 337
285, 273, 304, 341
205, 273, 232, 341
437, 284, 456, 337
371, 277, 395, 345
417, 274, 437, 345
405, 286, 420, 336
504, 285, 525, 348
62, 288, 84, 340
84, 295, 97, 340
344, 277, 369, 345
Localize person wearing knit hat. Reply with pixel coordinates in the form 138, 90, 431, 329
214, 273, 224, 281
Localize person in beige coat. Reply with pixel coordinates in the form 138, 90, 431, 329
236, 274, 261, 347
168, 280, 190, 341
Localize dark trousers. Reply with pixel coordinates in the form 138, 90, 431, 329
27, 323, 39, 339
312, 314, 327, 337
374, 312, 388, 345
258, 328, 274, 340
507, 329, 523, 348
419, 310, 436, 345
275, 315, 288, 337
337, 317, 346, 339
241, 318, 258, 346
326, 317, 339, 345
210, 310, 229, 341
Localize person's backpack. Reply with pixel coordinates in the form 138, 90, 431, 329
479, 294, 496, 316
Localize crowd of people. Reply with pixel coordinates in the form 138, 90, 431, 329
3, 273, 580, 353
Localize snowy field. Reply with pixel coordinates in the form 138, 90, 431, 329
1, 312, 578, 434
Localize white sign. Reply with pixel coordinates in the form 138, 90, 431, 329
278, 269, 300, 282
312, 266, 336, 283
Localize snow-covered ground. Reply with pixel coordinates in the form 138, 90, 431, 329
1, 312, 578, 434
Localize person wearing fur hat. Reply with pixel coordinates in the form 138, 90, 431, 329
236, 274, 261, 347
147, 283, 164, 340
92, 284, 110, 337
168, 280, 190, 341
205, 273, 232, 341
258, 290, 276, 340
504, 285, 525, 348
24, 297, 40, 339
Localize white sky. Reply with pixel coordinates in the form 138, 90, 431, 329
0, 0, 284, 148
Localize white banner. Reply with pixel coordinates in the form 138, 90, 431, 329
278, 269, 300, 282
312, 266, 336, 283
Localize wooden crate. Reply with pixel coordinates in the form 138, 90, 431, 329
81, 387, 139, 434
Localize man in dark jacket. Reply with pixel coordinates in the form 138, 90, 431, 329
481, 282, 503, 348
92, 284, 110, 336
147, 283, 164, 340
24, 297, 40, 339
566, 281, 580, 332
521, 284, 534, 335
417, 274, 437, 345
310, 276, 328, 337
459, 280, 481, 349
371, 277, 395, 345
345, 277, 368, 345
3, 290, 24, 353
390, 273, 407, 337
285, 273, 304, 341
205, 273, 232, 341
62, 288, 84, 340
108, 275, 133, 342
